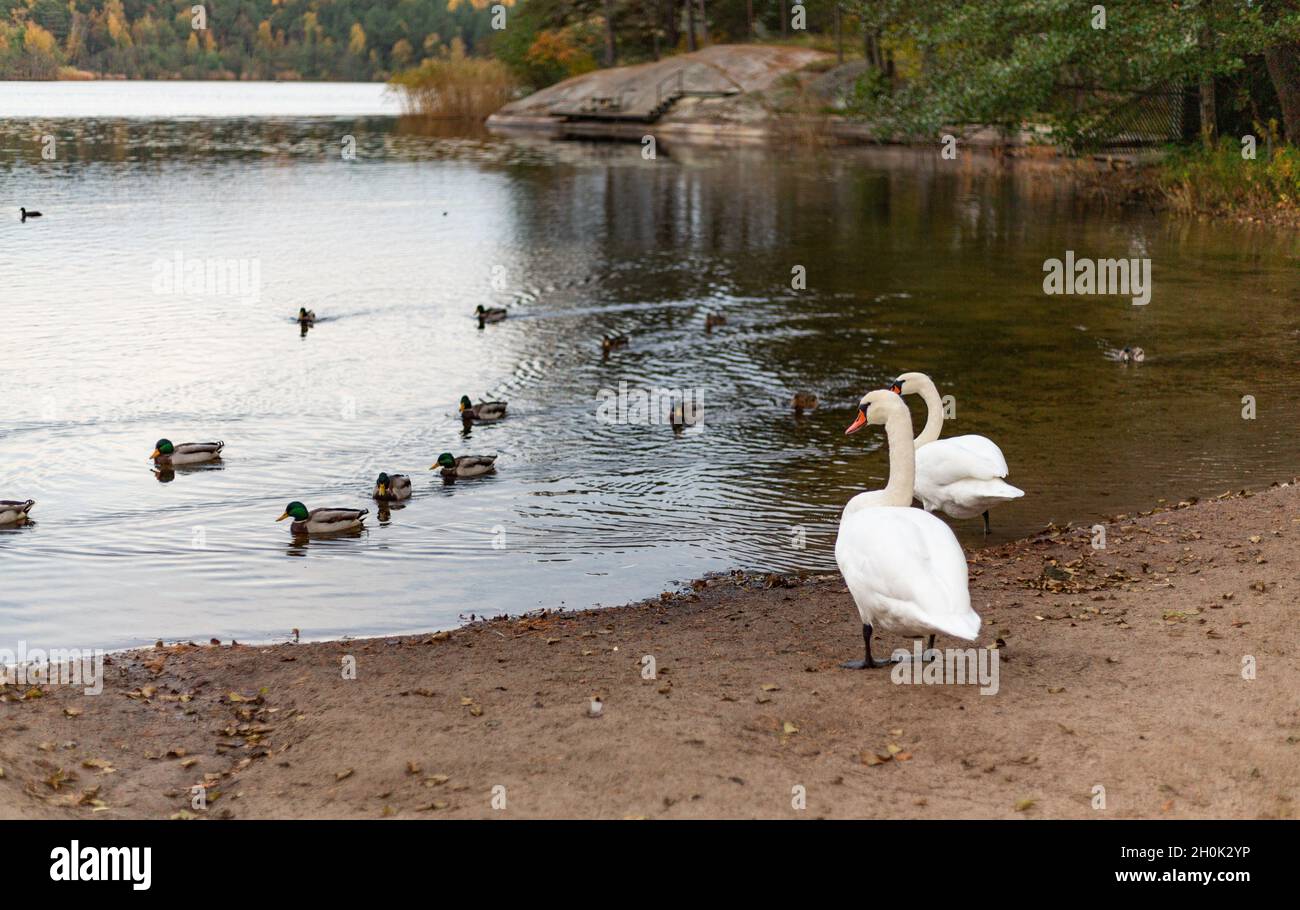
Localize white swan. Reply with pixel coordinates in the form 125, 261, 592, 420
889, 372, 1023, 532
836, 390, 980, 669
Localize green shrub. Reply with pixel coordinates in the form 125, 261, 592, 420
1159, 132, 1300, 214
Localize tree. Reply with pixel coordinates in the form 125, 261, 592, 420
842, 0, 1300, 148
1265, 43, 1300, 140
348, 22, 367, 56
603, 0, 614, 66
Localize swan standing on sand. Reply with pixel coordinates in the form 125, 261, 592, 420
889, 372, 1023, 533
836, 390, 980, 668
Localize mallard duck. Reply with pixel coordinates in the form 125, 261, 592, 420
276, 501, 368, 534
791, 392, 818, 412
459, 396, 507, 421
0, 499, 35, 524
20, 207, 42, 222
476, 305, 507, 325
373, 472, 412, 501
670, 399, 702, 435
1119, 345, 1145, 363
150, 439, 224, 466
601, 334, 629, 355
704, 314, 726, 332
297, 308, 316, 326
432, 453, 497, 478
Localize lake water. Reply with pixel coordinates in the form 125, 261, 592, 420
2, 82, 1297, 652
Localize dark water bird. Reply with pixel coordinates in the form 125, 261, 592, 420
150, 439, 224, 466
476, 305, 507, 327
791, 392, 818, 413
704, 313, 726, 332
373, 472, 412, 501
459, 395, 507, 422
297, 307, 316, 326
20, 207, 41, 222
601, 334, 629, 357
670, 399, 702, 435
1119, 345, 1145, 364
276, 501, 368, 534
0, 499, 36, 524
433, 452, 497, 478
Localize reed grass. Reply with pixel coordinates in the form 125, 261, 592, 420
389, 56, 515, 121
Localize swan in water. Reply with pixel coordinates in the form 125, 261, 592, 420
889, 372, 1023, 533
837, 390, 980, 668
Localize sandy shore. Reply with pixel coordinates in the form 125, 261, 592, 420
2, 482, 1296, 820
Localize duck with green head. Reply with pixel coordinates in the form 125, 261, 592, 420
432, 452, 497, 479
276, 501, 368, 535
150, 438, 224, 466
373, 472, 412, 501
458, 396, 507, 422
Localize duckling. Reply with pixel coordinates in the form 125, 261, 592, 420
1119, 346, 1145, 364
373, 472, 412, 501
476, 305, 507, 326
432, 453, 498, 478
791, 392, 818, 413
20, 207, 42, 222
601, 334, 629, 357
150, 439, 224, 466
459, 396, 507, 422
276, 501, 368, 534
0, 499, 35, 525
297, 308, 316, 326
704, 314, 726, 332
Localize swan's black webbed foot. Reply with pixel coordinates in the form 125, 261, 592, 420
840, 656, 897, 670
841, 623, 897, 669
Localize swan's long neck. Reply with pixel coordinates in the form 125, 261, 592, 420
914, 378, 945, 447
844, 408, 917, 517
882, 409, 917, 505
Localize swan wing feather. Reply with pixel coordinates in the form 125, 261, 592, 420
835, 506, 979, 640
916, 434, 1009, 486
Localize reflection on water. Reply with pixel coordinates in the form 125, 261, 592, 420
1, 97, 1298, 652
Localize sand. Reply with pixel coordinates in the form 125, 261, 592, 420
1, 482, 1296, 820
